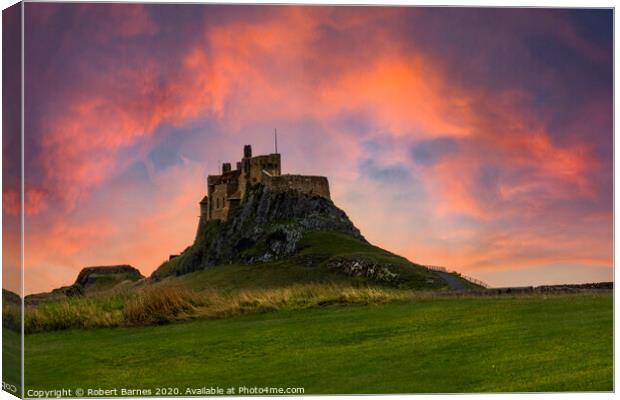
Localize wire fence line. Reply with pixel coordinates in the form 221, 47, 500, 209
423, 265, 490, 289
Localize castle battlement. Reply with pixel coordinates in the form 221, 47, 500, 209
201, 145, 330, 222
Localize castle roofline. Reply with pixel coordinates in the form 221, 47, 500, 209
277, 173, 328, 179
250, 153, 280, 158
207, 169, 240, 180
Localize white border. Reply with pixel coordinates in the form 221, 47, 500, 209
0, 2, 616, 400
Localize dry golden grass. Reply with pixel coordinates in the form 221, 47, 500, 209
123, 284, 202, 325
2, 302, 22, 332
23, 282, 421, 333
22, 282, 601, 334
25, 298, 124, 333
212, 284, 412, 316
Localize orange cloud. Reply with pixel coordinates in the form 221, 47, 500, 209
21, 5, 611, 292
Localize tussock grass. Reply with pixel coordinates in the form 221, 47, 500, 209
203, 284, 413, 319
24, 283, 418, 333
25, 295, 127, 333
2, 289, 22, 332
124, 284, 202, 325
24, 281, 610, 334
3, 302, 22, 332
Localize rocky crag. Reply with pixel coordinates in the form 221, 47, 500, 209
25, 265, 144, 304
152, 184, 365, 279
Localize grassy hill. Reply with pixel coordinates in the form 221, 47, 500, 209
22, 231, 479, 334
20, 186, 479, 334
11, 183, 612, 395
150, 185, 475, 292
167, 230, 460, 292
23, 292, 612, 393
12, 224, 613, 394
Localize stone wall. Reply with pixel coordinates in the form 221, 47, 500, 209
203, 148, 326, 222
209, 183, 231, 221
265, 174, 330, 199
248, 154, 281, 184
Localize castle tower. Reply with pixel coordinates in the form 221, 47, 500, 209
243, 144, 252, 159
202, 143, 329, 223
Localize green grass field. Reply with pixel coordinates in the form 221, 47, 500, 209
24, 292, 612, 394
15, 230, 613, 394
3, 328, 21, 396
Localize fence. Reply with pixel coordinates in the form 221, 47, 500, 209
425, 265, 448, 273
423, 265, 490, 289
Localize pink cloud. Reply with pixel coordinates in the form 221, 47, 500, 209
21, 6, 611, 292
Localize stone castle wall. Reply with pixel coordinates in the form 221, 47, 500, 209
209, 183, 232, 221
203, 146, 329, 222
248, 154, 281, 184
265, 174, 330, 199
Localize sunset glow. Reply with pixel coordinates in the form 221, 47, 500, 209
8, 4, 612, 293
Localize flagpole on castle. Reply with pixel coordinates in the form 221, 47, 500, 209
274, 128, 278, 154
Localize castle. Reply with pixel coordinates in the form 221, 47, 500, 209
200, 145, 330, 223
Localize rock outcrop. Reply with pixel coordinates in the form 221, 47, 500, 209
327, 256, 400, 284
74, 265, 144, 288
152, 184, 365, 279
25, 265, 144, 305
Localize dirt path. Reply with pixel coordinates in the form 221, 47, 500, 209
433, 271, 467, 291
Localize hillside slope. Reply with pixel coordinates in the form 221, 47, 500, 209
169, 230, 447, 291
153, 184, 466, 290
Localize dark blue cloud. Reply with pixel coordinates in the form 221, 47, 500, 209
332, 110, 375, 137
475, 165, 501, 205
146, 123, 197, 172
566, 9, 612, 49
410, 137, 459, 166
359, 159, 411, 184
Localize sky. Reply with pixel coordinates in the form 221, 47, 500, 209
3, 4, 613, 294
